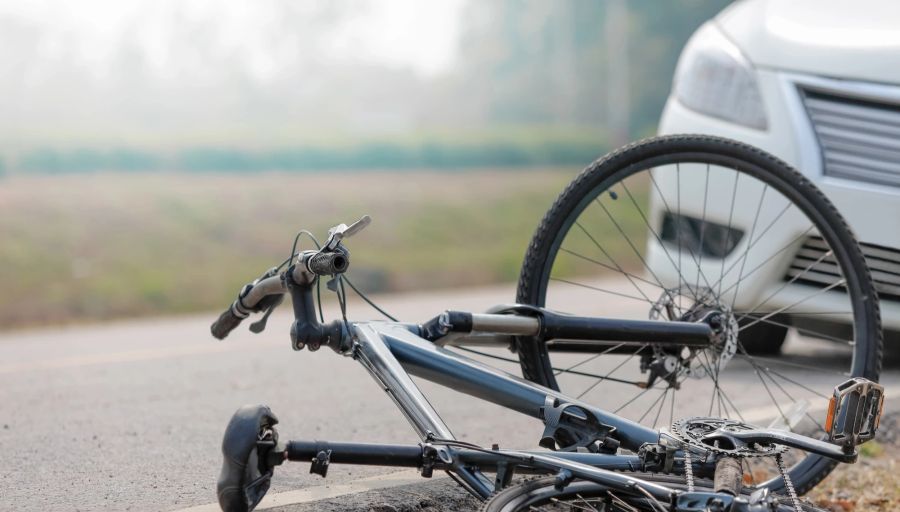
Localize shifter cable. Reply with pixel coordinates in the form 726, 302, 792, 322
342, 275, 400, 322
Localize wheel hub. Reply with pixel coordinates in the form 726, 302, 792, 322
646, 286, 738, 385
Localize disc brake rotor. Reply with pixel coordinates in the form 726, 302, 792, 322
648, 286, 738, 381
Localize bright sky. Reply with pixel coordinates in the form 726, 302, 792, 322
327, 0, 466, 75
0, 0, 466, 78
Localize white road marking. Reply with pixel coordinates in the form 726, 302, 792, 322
174, 470, 433, 512
0, 343, 257, 374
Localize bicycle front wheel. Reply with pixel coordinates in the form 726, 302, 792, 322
515, 135, 881, 494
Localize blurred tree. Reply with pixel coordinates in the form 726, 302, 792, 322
0, 0, 733, 171
451, 0, 733, 137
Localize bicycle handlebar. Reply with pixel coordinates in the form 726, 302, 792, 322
211, 216, 370, 340
210, 274, 287, 340
210, 245, 351, 340
211, 308, 245, 340
307, 249, 349, 276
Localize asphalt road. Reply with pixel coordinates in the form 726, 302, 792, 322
1, 281, 897, 512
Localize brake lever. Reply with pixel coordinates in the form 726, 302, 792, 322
249, 295, 284, 334
323, 215, 371, 251
241, 266, 283, 334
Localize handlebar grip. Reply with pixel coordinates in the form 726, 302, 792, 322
307, 250, 349, 276
211, 306, 245, 340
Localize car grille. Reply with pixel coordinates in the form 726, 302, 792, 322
786, 236, 900, 302
800, 87, 900, 188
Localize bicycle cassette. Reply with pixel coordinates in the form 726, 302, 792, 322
671, 417, 787, 458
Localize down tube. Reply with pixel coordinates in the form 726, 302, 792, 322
378, 324, 659, 451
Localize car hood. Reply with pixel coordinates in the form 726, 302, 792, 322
717, 0, 900, 84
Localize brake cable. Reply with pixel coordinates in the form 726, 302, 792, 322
340, 278, 648, 387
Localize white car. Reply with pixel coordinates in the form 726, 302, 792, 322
655, 0, 900, 351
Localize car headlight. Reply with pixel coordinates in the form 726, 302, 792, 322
673, 22, 767, 130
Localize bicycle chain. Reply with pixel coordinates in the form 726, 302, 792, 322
672, 418, 804, 511
775, 453, 802, 512
683, 448, 695, 492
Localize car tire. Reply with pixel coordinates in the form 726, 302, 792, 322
738, 314, 789, 354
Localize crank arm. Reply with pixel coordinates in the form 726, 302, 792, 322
723, 429, 856, 463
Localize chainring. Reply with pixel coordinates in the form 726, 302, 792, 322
671, 417, 787, 458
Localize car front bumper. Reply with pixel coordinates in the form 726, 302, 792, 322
654, 69, 900, 331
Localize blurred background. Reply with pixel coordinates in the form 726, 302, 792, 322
0, 0, 730, 329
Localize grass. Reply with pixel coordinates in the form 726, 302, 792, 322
808, 436, 900, 511
0, 169, 581, 329
804, 412, 900, 511
0, 167, 656, 330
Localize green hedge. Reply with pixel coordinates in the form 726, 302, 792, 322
19, 148, 162, 173
13, 136, 609, 174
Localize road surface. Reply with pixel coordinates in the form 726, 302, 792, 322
0, 281, 896, 511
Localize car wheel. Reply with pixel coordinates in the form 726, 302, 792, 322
738, 314, 789, 354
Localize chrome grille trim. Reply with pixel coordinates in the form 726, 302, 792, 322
800, 87, 900, 188
786, 236, 900, 302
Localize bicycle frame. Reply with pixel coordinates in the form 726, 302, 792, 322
357, 321, 659, 447
263, 267, 714, 502
285, 318, 689, 501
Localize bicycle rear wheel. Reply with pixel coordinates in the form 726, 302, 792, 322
515, 135, 881, 494
481, 475, 825, 512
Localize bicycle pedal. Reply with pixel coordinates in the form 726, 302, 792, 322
825, 377, 884, 448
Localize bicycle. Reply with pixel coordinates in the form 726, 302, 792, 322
210, 135, 885, 512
